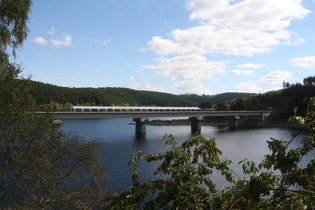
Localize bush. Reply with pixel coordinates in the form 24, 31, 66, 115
103, 98, 315, 209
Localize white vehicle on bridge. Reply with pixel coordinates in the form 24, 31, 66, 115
70, 106, 201, 112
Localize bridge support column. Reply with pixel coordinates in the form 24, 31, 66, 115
133, 118, 148, 134
190, 116, 203, 134
262, 112, 267, 121
53, 119, 63, 130
228, 116, 240, 128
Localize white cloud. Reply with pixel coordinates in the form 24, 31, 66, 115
94, 39, 110, 45
141, 0, 310, 94
232, 69, 253, 75
289, 56, 315, 67
143, 0, 310, 57
237, 63, 264, 69
129, 75, 135, 80
174, 79, 214, 95
258, 71, 292, 84
186, 0, 310, 26
142, 36, 194, 55
128, 82, 166, 93
140, 0, 310, 94
32, 37, 48, 45
235, 83, 263, 92
288, 38, 305, 46
142, 54, 226, 94
47, 26, 56, 35
51, 34, 73, 48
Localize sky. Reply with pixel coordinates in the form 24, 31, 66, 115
16, 0, 315, 95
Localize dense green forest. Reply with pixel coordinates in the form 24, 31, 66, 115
180, 92, 254, 108
22, 80, 196, 109
22, 75, 314, 118
226, 77, 315, 117
21, 79, 254, 110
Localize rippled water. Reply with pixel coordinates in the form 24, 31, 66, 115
61, 118, 310, 192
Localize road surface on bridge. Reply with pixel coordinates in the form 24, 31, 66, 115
37, 110, 271, 120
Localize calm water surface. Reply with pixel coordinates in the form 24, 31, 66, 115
61, 118, 311, 192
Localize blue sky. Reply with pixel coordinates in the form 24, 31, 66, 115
16, 0, 315, 95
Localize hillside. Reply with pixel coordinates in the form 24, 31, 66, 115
180, 92, 255, 108
22, 77, 315, 115
22, 80, 197, 108
226, 78, 315, 118
21, 80, 254, 110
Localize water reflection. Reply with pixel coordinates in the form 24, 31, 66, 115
61, 118, 312, 192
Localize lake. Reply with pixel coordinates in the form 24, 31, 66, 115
60, 117, 310, 192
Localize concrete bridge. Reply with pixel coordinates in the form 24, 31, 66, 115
42, 109, 271, 134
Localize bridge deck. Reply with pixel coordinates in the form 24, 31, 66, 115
37, 110, 271, 120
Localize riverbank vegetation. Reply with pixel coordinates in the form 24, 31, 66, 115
0, 1, 111, 208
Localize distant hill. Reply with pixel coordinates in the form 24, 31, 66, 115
21, 80, 255, 109
23, 80, 196, 108
225, 78, 315, 118
20, 77, 315, 116
180, 92, 255, 104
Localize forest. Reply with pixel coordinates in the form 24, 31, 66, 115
22, 76, 315, 119
226, 76, 315, 117
21, 79, 253, 110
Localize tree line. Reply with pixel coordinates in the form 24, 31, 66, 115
20, 79, 253, 110
21, 80, 196, 109
225, 77, 315, 117
22, 77, 315, 119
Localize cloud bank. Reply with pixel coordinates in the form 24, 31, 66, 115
290, 56, 315, 67
141, 0, 310, 94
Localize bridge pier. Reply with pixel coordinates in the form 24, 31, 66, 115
262, 111, 269, 121
133, 118, 148, 134
53, 119, 63, 130
228, 116, 240, 128
190, 116, 203, 134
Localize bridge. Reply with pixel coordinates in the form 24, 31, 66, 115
41, 106, 271, 134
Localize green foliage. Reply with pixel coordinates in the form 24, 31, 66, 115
0, 127, 111, 208
215, 102, 230, 110
233, 98, 246, 110
181, 92, 255, 106
22, 77, 315, 116
199, 101, 213, 109
0, 1, 111, 208
103, 134, 234, 209
227, 81, 315, 118
0, 0, 31, 56
21, 80, 198, 108
0, 38, 111, 210
103, 98, 315, 209
303, 76, 315, 86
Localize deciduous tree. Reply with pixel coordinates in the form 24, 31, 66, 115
0, 1, 111, 208
103, 98, 315, 209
